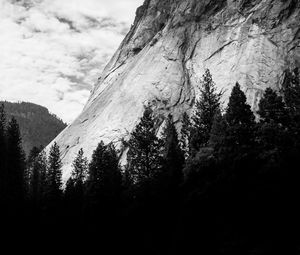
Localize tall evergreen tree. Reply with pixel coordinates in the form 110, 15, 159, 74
257, 88, 291, 154
46, 142, 62, 202
161, 115, 184, 190
0, 104, 6, 198
71, 148, 88, 183
29, 150, 47, 204
180, 112, 191, 159
127, 106, 164, 184
26, 146, 43, 197
209, 109, 227, 149
86, 141, 106, 199
258, 88, 288, 125
85, 141, 122, 236
226, 83, 254, 126
64, 148, 88, 214
190, 69, 222, 154
6, 117, 26, 202
27, 146, 43, 168
225, 82, 255, 148
282, 68, 300, 147
282, 68, 300, 115
0, 103, 6, 162
86, 142, 121, 208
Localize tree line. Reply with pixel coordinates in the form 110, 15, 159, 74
0, 68, 299, 254
0, 101, 67, 156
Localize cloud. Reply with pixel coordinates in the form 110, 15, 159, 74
0, 0, 143, 123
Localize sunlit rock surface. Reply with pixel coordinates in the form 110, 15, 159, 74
48, 0, 300, 180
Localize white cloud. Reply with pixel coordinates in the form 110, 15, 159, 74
0, 0, 143, 123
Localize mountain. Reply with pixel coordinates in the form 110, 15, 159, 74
1, 101, 67, 156
48, 0, 300, 180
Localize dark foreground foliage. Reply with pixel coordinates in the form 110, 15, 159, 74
1, 68, 300, 255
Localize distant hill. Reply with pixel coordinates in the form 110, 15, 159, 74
1, 101, 67, 156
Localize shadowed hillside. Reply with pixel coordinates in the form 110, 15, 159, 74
1, 101, 67, 156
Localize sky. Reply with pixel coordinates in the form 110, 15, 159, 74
0, 0, 143, 123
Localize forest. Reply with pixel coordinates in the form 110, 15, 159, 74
0, 68, 300, 254
0, 101, 66, 156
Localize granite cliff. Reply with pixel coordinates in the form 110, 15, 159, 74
48, 0, 300, 180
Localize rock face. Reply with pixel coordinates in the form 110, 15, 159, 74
49, 0, 300, 180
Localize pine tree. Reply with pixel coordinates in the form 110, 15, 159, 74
190, 69, 222, 154
282, 68, 300, 147
71, 148, 88, 184
6, 117, 26, 202
258, 88, 288, 125
84, 141, 122, 233
64, 148, 88, 215
46, 142, 62, 202
121, 164, 134, 201
225, 82, 255, 148
161, 115, 184, 190
180, 112, 191, 159
86, 142, 121, 208
257, 88, 291, 152
127, 106, 164, 184
0, 104, 6, 162
282, 68, 300, 115
122, 165, 134, 190
0, 104, 6, 198
209, 109, 227, 149
26, 146, 43, 197
27, 146, 42, 168
86, 141, 106, 197
29, 150, 47, 204
226, 83, 254, 126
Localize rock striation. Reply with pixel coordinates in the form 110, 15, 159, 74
48, 0, 300, 180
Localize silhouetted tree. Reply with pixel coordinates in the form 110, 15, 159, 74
86, 142, 122, 222
225, 82, 255, 148
257, 88, 290, 152
258, 88, 288, 125
29, 150, 47, 205
209, 109, 227, 149
282, 68, 300, 115
45, 142, 62, 204
127, 106, 164, 184
161, 115, 184, 191
6, 117, 26, 203
180, 112, 191, 159
282, 68, 300, 147
190, 69, 222, 154
71, 148, 88, 183
27, 146, 43, 167
64, 148, 88, 222
86, 141, 106, 204
26, 146, 43, 197
0, 104, 6, 199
